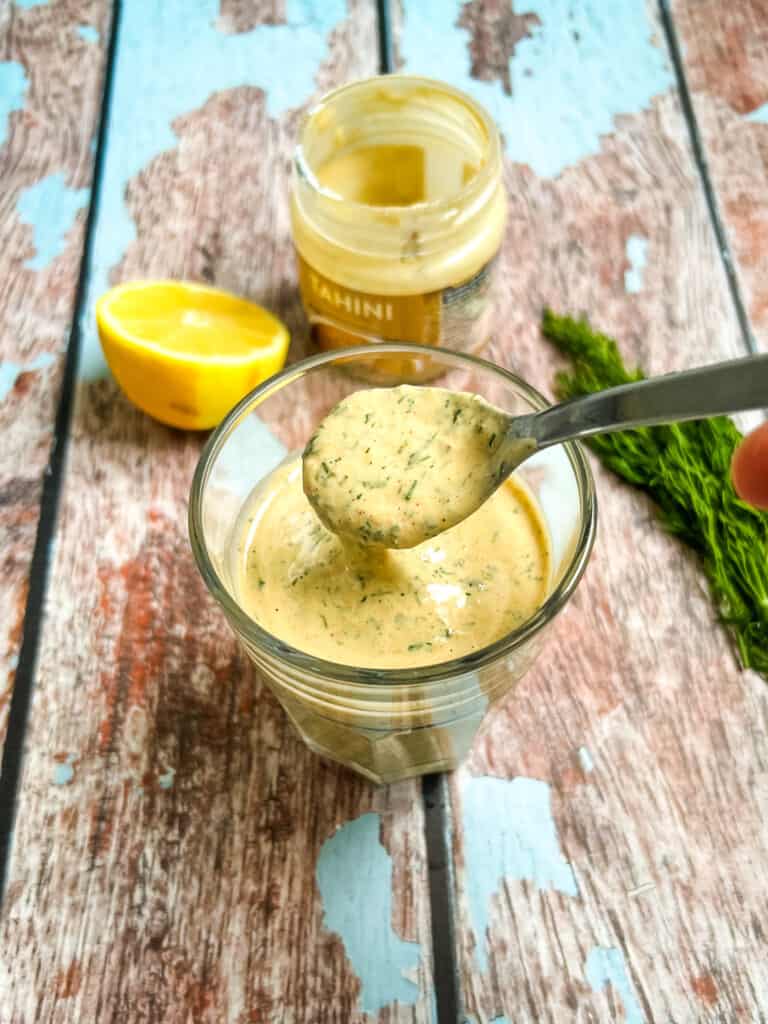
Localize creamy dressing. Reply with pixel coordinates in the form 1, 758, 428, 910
303, 385, 532, 549
234, 459, 550, 670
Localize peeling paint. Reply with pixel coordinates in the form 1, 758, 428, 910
691, 972, 718, 1007
400, 0, 673, 178
745, 102, 768, 123
586, 945, 644, 1023
53, 754, 76, 786
0, 61, 28, 148
78, 0, 346, 378
0, 352, 55, 402
578, 746, 594, 773
17, 172, 90, 270
77, 25, 100, 45
624, 234, 648, 294
462, 775, 578, 974
316, 812, 421, 1015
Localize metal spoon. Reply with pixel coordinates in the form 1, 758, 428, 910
304, 354, 768, 550
496, 352, 768, 479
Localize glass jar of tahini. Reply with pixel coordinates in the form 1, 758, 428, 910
291, 75, 506, 356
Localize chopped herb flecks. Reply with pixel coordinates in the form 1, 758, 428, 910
302, 384, 523, 549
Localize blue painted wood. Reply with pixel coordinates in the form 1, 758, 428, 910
16, 172, 89, 270
0, 3, 438, 1022
460, 777, 578, 975
76, 24, 100, 45
586, 946, 644, 1024
398, 0, 673, 178
397, 1, 766, 1021
0, 61, 27, 147
78, 0, 347, 378
317, 813, 423, 1015
0, 0, 111, 777
624, 235, 649, 294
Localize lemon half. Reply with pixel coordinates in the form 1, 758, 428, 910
96, 280, 290, 430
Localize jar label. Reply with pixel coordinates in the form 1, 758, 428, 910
296, 253, 496, 352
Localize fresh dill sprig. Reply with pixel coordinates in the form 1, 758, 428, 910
542, 309, 768, 677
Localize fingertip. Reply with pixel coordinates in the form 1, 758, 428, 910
732, 421, 768, 510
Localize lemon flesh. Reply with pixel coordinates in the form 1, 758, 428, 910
96, 280, 290, 430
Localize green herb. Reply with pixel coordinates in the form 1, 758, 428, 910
404, 479, 418, 501
542, 309, 768, 677
358, 521, 390, 545
407, 451, 430, 467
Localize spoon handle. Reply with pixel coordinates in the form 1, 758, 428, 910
530, 353, 768, 448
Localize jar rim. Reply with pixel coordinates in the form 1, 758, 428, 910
189, 343, 597, 688
293, 74, 502, 218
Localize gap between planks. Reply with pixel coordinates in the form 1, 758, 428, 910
0, 0, 122, 899
658, 0, 758, 356
14, 5, 752, 1019
375, 2, 462, 1019
404, 3, 768, 1020
376, 0, 395, 74
422, 774, 461, 1024
0, 5, 464, 1022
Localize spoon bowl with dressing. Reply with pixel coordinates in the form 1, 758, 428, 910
303, 354, 768, 550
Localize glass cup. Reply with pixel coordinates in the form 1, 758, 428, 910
189, 344, 596, 784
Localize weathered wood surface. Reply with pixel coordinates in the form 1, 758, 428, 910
0, 0, 111, 753
0, 3, 436, 1022
398, 2, 768, 1022
5, 1, 768, 1021
671, 0, 768, 352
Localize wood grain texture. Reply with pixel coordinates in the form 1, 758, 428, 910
0, 0, 111, 754
670, 0, 768, 350
217, 0, 285, 34
397, 1, 767, 1021
0, 3, 435, 1022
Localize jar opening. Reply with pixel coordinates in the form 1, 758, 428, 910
294, 75, 500, 217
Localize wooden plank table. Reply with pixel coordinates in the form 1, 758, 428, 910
0, 2, 766, 1022
670, 0, 768, 353
0, 0, 112, 758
